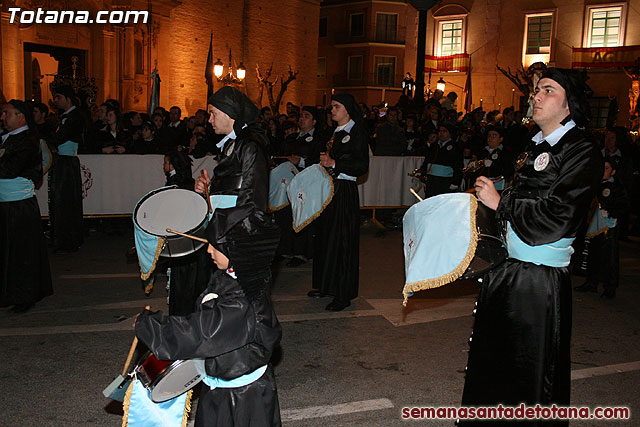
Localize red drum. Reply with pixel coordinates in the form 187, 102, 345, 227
135, 352, 205, 402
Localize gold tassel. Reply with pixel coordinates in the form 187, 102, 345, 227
144, 276, 155, 296
121, 381, 134, 427
403, 196, 480, 306
139, 237, 166, 281
181, 389, 194, 427
292, 166, 335, 233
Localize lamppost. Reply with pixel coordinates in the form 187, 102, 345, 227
214, 49, 246, 86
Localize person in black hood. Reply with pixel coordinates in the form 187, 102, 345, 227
135, 210, 282, 426
461, 68, 602, 424
307, 92, 369, 311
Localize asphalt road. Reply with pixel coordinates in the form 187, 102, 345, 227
0, 220, 638, 426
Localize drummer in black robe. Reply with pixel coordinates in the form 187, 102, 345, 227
477, 125, 515, 192
276, 106, 323, 267
162, 150, 199, 315
49, 85, 86, 253
0, 100, 53, 313
193, 86, 272, 301
307, 93, 369, 311
419, 121, 463, 197
461, 68, 603, 425
135, 207, 281, 426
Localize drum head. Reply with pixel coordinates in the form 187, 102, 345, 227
135, 188, 208, 237
150, 359, 205, 403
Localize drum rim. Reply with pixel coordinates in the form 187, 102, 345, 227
134, 187, 208, 238
148, 359, 203, 402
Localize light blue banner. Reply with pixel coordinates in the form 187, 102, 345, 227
287, 164, 334, 232
126, 379, 188, 427
269, 161, 297, 210
506, 222, 574, 267
0, 177, 35, 202
208, 194, 238, 220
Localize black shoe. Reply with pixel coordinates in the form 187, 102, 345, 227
286, 258, 306, 267
307, 289, 327, 298
601, 289, 616, 299
574, 283, 597, 293
11, 303, 34, 313
325, 300, 350, 312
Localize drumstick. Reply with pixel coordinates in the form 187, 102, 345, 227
166, 228, 208, 243
201, 170, 213, 214
410, 187, 424, 202
123, 304, 149, 375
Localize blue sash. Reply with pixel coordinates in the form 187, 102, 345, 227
0, 177, 35, 202
506, 222, 574, 267
208, 194, 238, 220
124, 380, 190, 427
202, 364, 267, 390
58, 141, 78, 156
489, 177, 504, 191
426, 163, 454, 178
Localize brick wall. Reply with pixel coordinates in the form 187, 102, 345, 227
162, 0, 320, 116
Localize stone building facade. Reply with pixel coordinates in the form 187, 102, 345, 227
1, 0, 321, 116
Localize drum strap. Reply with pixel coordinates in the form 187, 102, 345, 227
201, 364, 268, 390
506, 222, 574, 267
0, 177, 35, 202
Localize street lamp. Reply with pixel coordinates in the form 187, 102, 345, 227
213, 49, 246, 85
436, 77, 446, 92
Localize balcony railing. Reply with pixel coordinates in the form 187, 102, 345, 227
332, 73, 404, 88
332, 25, 406, 45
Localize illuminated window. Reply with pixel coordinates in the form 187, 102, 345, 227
585, 4, 626, 48
437, 19, 463, 56
526, 14, 552, 54
522, 12, 554, 68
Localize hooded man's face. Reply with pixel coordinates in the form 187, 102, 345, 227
207, 244, 230, 270
208, 104, 235, 135
533, 78, 570, 134
330, 101, 350, 126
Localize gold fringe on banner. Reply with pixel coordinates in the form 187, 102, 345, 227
181, 389, 194, 427
402, 196, 480, 306
121, 382, 194, 427
292, 166, 335, 233
121, 381, 134, 427
586, 226, 608, 238
139, 237, 166, 281
268, 200, 289, 212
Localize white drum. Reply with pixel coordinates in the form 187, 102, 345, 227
134, 187, 209, 257
135, 352, 205, 403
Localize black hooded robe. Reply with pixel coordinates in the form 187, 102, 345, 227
135, 269, 281, 426
460, 126, 602, 426
311, 121, 369, 305
49, 107, 85, 250
0, 128, 53, 307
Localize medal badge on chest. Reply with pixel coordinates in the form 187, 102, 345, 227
305, 136, 313, 142
342, 134, 350, 143
446, 144, 452, 151
534, 152, 550, 171
491, 152, 498, 160
225, 141, 235, 157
